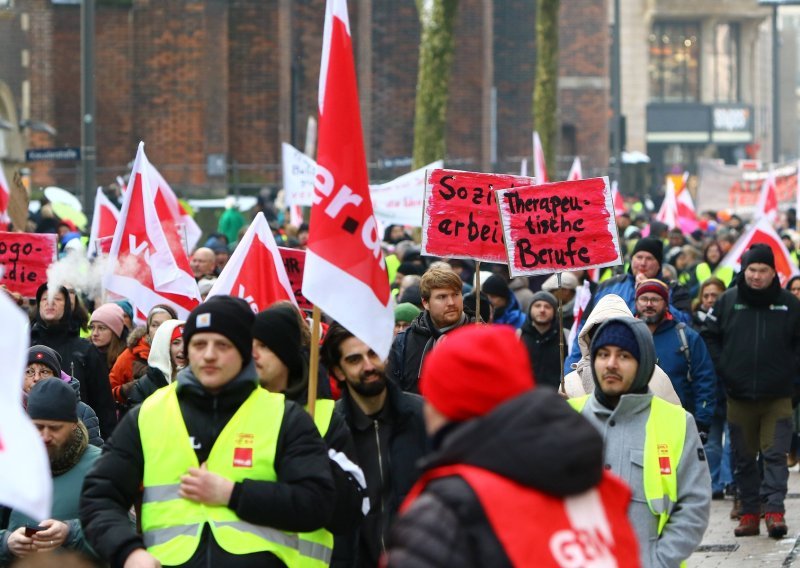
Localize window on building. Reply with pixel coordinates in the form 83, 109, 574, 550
648, 22, 701, 102
713, 23, 740, 102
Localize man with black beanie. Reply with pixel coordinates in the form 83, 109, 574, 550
81, 295, 337, 568
702, 243, 800, 538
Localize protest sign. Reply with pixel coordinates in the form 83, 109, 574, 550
0, 232, 56, 297
422, 169, 534, 263
496, 177, 622, 277
279, 247, 313, 311
282, 142, 316, 207
370, 161, 442, 227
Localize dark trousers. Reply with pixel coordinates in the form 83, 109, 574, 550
728, 397, 793, 515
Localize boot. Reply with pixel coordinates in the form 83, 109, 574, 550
730, 499, 741, 520
788, 452, 798, 468
734, 514, 760, 537
765, 513, 788, 539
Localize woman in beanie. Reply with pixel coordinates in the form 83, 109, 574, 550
89, 303, 129, 371
126, 319, 186, 408
108, 304, 177, 406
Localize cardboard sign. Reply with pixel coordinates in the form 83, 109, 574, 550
422, 169, 535, 262
278, 247, 312, 311
0, 232, 57, 297
495, 177, 622, 277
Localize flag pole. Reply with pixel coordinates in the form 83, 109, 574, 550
307, 305, 321, 419
475, 261, 481, 323
557, 272, 565, 393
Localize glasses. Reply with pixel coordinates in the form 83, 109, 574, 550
638, 296, 665, 305
25, 367, 54, 379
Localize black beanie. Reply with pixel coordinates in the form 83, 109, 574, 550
482, 275, 510, 298
27, 378, 78, 422
183, 295, 255, 364
28, 345, 62, 376
252, 304, 305, 382
632, 237, 664, 266
741, 243, 775, 270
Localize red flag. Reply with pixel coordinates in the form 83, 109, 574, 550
755, 169, 779, 223
148, 164, 202, 252
611, 180, 626, 216
303, 0, 393, 358
103, 143, 201, 322
720, 216, 799, 287
206, 212, 298, 312
655, 177, 679, 229
533, 131, 548, 183
87, 187, 120, 256
0, 165, 10, 230
566, 156, 582, 181
676, 185, 699, 234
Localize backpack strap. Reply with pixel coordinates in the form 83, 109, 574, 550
675, 322, 692, 383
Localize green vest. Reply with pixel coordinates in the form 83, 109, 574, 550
694, 263, 734, 288
139, 384, 332, 566
568, 395, 687, 536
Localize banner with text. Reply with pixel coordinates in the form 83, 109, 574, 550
281, 142, 316, 207
422, 169, 535, 263
496, 177, 621, 277
696, 158, 799, 213
370, 161, 442, 227
0, 232, 57, 297
278, 247, 312, 311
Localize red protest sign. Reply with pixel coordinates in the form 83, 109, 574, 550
421, 169, 535, 262
278, 247, 313, 311
0, 232, 57, 297
495, 177, 622, 277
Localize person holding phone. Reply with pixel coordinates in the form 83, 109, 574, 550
0, 379, 101, 564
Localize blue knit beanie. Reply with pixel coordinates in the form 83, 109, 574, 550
590, 320, 640, 362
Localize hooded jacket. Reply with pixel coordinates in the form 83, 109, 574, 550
564, 294, 681, 405
491, 287, 526, 329
109, 327, 150, 404
126, 319, 185, 408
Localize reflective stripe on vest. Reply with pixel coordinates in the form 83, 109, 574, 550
139, 384, 332, 566
568, 395, 686, 536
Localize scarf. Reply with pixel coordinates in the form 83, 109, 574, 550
50, 421, 89, 477
737, 275, 781, 308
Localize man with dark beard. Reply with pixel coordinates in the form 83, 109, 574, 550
0, 379, 101, 564
322, 323, 428, 568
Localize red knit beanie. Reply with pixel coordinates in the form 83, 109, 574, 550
420, 324, 535, 422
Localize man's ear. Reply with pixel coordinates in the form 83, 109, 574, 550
331, 365, 346, 383
421, 297, 429, 311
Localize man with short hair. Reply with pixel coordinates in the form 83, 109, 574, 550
80, 295, 336, 567
190, 247, 217, 280
634, 278, 717, 439
519, 291, 565, 390
570, 317, 711, 565
388, 268, 475, 393
1, 379, 101, 564
702, 244, 800, 538
481, 275, 525, 329
322, 323, 427, 568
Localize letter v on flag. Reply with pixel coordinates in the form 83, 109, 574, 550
103, 142, 201, 322
303, 0, 393, 359
206, 212, 298, 312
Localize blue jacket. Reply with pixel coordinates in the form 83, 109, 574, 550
650, 317, 717, 429
493, 289, 526, 329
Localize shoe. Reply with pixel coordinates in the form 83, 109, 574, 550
730, 499, 741, 520
712, 490, 725, 500
765, 513, 788, 539
788, 453, 798, 468
734, 514, 760, 537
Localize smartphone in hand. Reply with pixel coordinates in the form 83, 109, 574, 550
24, 524, 46, 538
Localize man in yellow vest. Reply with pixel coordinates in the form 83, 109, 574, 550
80, 295, 336, 568
570, 316, 710, 566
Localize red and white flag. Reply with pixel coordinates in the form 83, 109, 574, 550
148, 165, 202, 252
206, 212, 298, 312
611, 180, 626, 215
0, 290, 52, 521
719, 216, 799, 287
567, 280, 592, 357
0, 165, 10, 230
755, 169, 779, 223
103, 143, 201, 322
567, 156, 582, 181
533, 131, 548, 183
655, 177, 679, 229
87, 187, 120, 257
676, 185, 699, 233
303, 0, 393, 359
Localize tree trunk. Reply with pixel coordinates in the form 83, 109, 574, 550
412, 0, 459, 170
533, 0, 559, 177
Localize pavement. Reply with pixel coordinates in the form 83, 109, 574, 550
688, 464, 800, 567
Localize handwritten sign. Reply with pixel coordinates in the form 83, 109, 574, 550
422, 169, 535, 262
495, 177, 622, 277
0, 232, 57, 297
278, 247, 312, 311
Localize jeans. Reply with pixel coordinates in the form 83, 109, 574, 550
706, 406, 733, 493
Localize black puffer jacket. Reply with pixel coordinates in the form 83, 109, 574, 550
65, 374, 103, 447
518, 320, 565, 390
385, 389, 605, 567
80, 362, 335, 568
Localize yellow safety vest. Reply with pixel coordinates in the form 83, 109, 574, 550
139, 384, 332, 566
694, 263, 734, 288
568, 395, 686, 535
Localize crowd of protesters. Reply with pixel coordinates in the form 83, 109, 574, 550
2, 196, 800, 567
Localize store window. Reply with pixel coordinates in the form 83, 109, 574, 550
648, 22, 701, 102
713, 23, 740, 102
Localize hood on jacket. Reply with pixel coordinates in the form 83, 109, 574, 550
422, 389, 604, 497
127, 326, 148, 349
33, 283, 73, 330
576, 294, 632, 358
589, 317, 656, 397
148, 319, 185, 384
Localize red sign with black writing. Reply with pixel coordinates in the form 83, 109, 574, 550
278, 247, 313, 311
422, 169, 535, 262
496, 177, 622, 277
0, 232, 57, 297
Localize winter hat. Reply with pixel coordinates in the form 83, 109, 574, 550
420, 325, 535, 422
26, 378, 78, 422
541, 272, 578, 292
529, 291, 558, 311
394, 302, 421, 324
590, 320, 640, 363
635, 278, 670, 304
252, 304, 304, 380
113, 299, 134, 322
631, 237, 664, 266
397, 262, 423, 277
482, 274, 510, 298
171, 325, 184, 342
90, 303, 126, 338
28, 345, 62, 376
741, 243, 775, 270
184, 295, 255, 364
